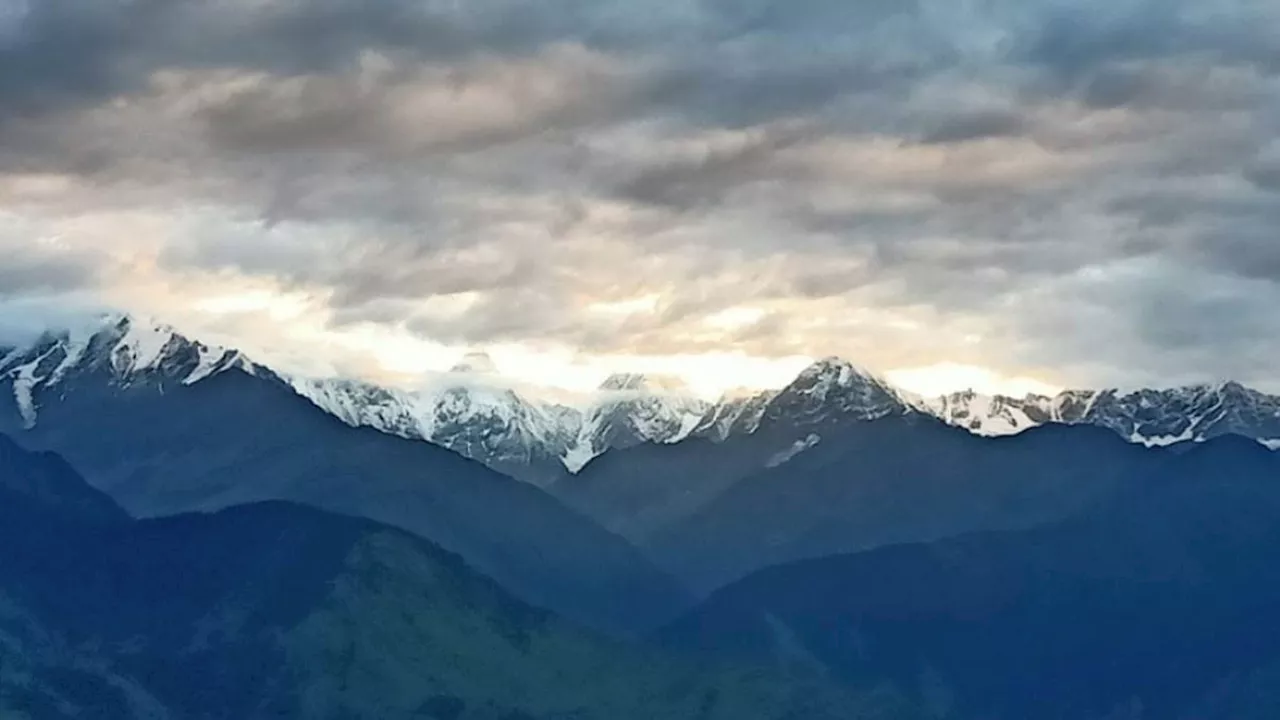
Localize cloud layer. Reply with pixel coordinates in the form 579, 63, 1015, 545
2, 0, 1279, 392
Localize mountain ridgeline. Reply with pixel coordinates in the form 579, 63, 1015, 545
294, 353, 1280, 489
0, 317, 688, 635
0, 433, 912, 720
4, 315, 1280, 720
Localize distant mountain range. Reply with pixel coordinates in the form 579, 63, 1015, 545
294, 350, 1280, 488
0, 316, 689, 635
5, 315, 1280, 719
0, 432, 903, 720
6, 316, 1280, 594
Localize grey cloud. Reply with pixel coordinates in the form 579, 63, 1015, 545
1021, 1, 1280, 83
0, 220, 106, 304
1006, 258, 1280, 389
611, 125, 812, 210
3, 0, 1280, 388
918, 110, 1027, 144
1245, 147, 1280, 191
0, 250, 99, 298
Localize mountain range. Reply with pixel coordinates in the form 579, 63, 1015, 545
661, 434, 1280, 719
293, 349, 1280, 489
6, 316, 1280, 595
0, 432, 911, 720
292, 362, 712, 487
0, 316, 689, 635
5, 314, 1280, 719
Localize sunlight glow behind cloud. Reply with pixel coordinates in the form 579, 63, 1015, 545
1, 0, 1278, 395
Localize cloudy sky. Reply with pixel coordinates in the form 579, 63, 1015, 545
1, 0, 1279, 397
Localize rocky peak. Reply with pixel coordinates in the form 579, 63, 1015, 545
0, 314, 255, 428
771, 356, 910, 423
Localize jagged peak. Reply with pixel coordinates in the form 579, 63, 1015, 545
0, 313, 259, 429
450, 351, 499, 375
791, 356, 891, 392
4, 313, 253, 388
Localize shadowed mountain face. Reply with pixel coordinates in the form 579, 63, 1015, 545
565, 394, 1159, 593
0, 434, 917, 720
661, 436, 1280, 720
556, 361, 1280, 588
0, 318, 689, 635
644, 417, 1155, 592
554, 359, 916, 544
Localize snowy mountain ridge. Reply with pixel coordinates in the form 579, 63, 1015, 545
931, 382, 1280, 447
292, 369, 714, 482
5, 315, 1278, 489
0, 315, 255, 428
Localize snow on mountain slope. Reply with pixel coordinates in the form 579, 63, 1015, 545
0, 315, 254, 428
290, 372, 577, 487
564, 374, 713, 472
14, 317, 1273, 489
922, 390, 1047, 436
929, 382, 1280, 448
692, 388, 780, 441
291, 369, 717, 480
766, 357, 917, 424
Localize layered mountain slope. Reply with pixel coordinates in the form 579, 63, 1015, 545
283, 340, 1280, 493
0, 434, 913, 720
553, 358, 928, 545
0, 317, 689, 634
662, 436, 1280, 720
292, 373, 577, 487
647, 418, 1151, 592
558, 358, 1280, 583
560, 358, 1223, 593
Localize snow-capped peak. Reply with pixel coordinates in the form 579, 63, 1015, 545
0, 314, 253, 428
795, 356, 875, 385
290, 372, 577, 486
773, 356, 914, 422
450, 351, 499, 375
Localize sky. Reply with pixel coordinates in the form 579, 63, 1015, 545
1, 0, 1279, 398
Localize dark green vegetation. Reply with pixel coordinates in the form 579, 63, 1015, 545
0, 434, 916, 720
662, 435, 1280, 719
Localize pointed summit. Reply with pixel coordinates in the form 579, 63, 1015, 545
774, 356, 911, 422
450, 351, 499, 375
791, 356, 892, 394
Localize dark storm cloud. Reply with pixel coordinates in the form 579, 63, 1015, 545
3, 0, 1280, 387
0, 0, 596, 113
